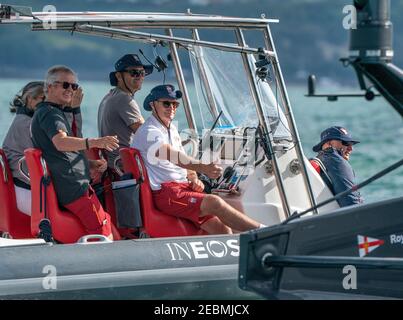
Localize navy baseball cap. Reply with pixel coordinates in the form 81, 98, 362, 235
313, 126, 360, 152
143, 84, 183, 111
109, 54, 153, 86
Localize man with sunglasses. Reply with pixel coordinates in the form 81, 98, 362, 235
31, 65, 121, 240
312, 126, 363, 207
98, 54, 153, 172
132, 84, 264, 234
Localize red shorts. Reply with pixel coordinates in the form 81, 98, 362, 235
64, 186, 112, 236
153, 182, 213, 227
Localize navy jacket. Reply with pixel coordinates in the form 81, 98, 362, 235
317, 147, 363, 207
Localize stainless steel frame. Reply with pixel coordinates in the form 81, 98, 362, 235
166, 28, 198, 133
263, 25, 318, 213
235, 28, 291, 218
76, 25, 275, 57
0, 154, 8, 183
191, 29, 220, 121
0, 8, 279, 29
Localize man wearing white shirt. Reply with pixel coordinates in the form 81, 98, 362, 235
131, 84, 262, 234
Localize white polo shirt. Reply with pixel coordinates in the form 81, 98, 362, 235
131, 115, 188, 190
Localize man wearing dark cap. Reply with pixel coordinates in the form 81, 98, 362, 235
98, 54, 153, 170
131, 84, 264, 234
312, 126, 363, 207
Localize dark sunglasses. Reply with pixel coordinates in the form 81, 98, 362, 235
54, 81, 79, 91
125, 69, 146, 78
159, 100, 180, 108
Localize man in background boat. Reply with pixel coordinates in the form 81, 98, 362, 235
98, 54, 153, 173
312, 126, 363, 207
31, 65, 120, 240
132, 84, 265, 234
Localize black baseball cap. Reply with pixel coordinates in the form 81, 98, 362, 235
313, 126, 360, 152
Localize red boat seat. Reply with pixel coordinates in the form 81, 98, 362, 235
310, 158, 335, 195
119, 147, 205, 238
310, 159, 321, 174
24, 148, 121, 243
0, 149, 31, 238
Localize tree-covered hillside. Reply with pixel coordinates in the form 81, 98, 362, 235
0, 0, 402, 85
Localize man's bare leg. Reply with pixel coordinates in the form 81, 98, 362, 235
200, 216, 232, 234
200, 194, 260, 231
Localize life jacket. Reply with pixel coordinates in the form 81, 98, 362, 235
309, 157, 335, 195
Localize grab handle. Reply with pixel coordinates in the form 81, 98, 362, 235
0, 154, 8, 183
77, 234, 112, 244
18, 156, 30, 182
113, 156, 124, 177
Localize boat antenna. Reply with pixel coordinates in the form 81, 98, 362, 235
282, 157, 403, 225
209, 110, 224, 133
198, 110, 223, 159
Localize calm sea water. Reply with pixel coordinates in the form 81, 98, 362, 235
0, 78, 402, 203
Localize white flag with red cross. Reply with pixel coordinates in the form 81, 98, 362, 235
357, 235, 384, 257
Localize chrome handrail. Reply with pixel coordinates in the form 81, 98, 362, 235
0, 154, 8, 183
40, 156, 48, 178
113, 156, 124, 177
17, 156, 30, 183
135, 155, 145, 182
23, 10, 279, 30
77, 25, 275, 57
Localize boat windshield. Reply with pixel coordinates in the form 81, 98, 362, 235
189, 45, 291, 139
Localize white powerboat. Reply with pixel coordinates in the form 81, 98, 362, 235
0, 2, 402, 300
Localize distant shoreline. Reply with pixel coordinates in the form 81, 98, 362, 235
0, 74, 356, 88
